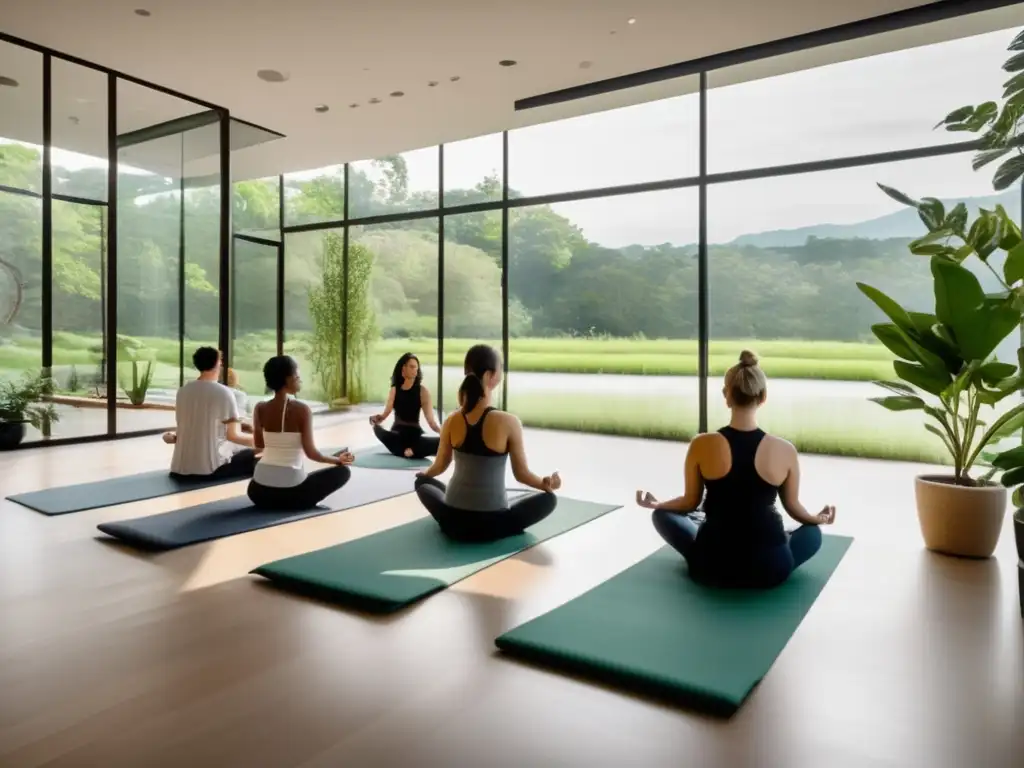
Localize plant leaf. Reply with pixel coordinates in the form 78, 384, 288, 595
871, 380, 917, 396
894, 360, 951, 396
871, 323, 917, 361
1010, 29, 1024, 52
1000, 466, 1024, 488
936, 105, 975, 128
1014, 487, 1024, 507
993, 444, 1024, 469
1006, 52, 1024, 73
996, 204, 1022, 251
857, 283, 915, 334
877, 183, 919, 208
993, 154, 1024, 191
979, 360, 1018, 385
925, 423, 956, 457
1005, 242, 1024, 285
944, 203, 969, 237
973, 146, 1012, 171
917, 197, 946, 231
869, 395, 925, 412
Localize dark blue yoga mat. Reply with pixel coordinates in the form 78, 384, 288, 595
7, 470, 243, 516
96, 468, 413, 551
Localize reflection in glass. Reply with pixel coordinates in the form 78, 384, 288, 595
232, 238, 278, 406
283, 164, 344, 228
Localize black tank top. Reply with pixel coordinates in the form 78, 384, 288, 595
393, 382, 420, 424
456, 407, 505, 457
698, 427, 786, 550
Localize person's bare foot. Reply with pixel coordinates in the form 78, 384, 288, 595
403, 448, 414, 458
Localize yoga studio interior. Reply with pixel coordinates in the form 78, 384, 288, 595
2, 1, 1024, 766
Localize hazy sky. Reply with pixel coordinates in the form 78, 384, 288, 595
5, 24, 1017, 247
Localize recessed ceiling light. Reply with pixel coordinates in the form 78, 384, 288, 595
0, 76, 18, 88
390, 91, 404, 97
427, 80, 438, 87
256, 69, 289, 83
134, 8, 151, 16
349, 103, 360, 108
499, 60, 517, 67
450, 76, 461, 82
314, 104, 329, 113
579, 61, 593, 69
368, 97, 381, 104
627, 17, 637, 24
68, 116, 80, 124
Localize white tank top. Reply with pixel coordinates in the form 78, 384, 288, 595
252, 398, 307, 488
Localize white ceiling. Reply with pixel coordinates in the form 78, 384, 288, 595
0, 0, 993, 181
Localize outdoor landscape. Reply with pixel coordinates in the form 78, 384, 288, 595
4, 137, 1019, 460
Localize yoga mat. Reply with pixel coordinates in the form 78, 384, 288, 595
7, 470, 243, 516
96, 469, 413, 551
351, 447, 431, 470
252, 496, 621, 613
495, 535, 853, 715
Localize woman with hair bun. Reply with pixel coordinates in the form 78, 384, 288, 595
414, 344, 560, 541
636, 350, 835, 589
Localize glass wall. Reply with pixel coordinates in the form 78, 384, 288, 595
265, 3, 1024, 465
5, 1, 1023, 458
0, 33, 236, 447
0, 40, 44, 440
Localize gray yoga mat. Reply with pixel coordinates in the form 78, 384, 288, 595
7, 470, 244, 516
351, 446, 432, 470
96, 468, 414, 551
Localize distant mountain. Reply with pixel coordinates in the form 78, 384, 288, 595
730, 189, 1018, 248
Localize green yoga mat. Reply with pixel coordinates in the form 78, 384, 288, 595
495, 535, 853, 715
252, 496, 621, 613
351, 447, 431, 470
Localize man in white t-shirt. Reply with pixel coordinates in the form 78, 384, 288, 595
164, 347, 258, 480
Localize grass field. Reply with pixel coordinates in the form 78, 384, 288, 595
0, 330, 966, 463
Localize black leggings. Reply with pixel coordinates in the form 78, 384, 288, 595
374, 424, 439, 459
171, 449, 258, 483
414, 475, 557, 542
246, 465, 351, 510
652, 508, 822, 589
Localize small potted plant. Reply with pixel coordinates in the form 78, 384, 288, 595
0, 373, 60, 450
858, 225, 1024, 558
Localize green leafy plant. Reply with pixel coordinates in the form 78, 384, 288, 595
116, 335, 155, 406
0, 373, 59, 430
307, 233, 378, 405
858, 250, 1024, 485
937, 29, 1024, 192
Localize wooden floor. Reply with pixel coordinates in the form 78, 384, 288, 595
0, 420, 1021, 768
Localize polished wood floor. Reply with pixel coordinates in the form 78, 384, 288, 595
0, 419, 1021, 768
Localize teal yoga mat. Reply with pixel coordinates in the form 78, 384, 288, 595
351, 447, 431, 470
252, 496, 621, 613
495, 535, 853, 715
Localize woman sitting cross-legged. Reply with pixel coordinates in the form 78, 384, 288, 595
369, 352, 442, 459
636, 350, 836, 589
414, 344, 561, 542
247, 355, 355, 510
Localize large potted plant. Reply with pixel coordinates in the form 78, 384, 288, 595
936, 27, 1024, 593
0, 373, 60, 450
858, 236, 1024, 558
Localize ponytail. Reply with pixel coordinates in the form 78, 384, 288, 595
459, 343, 502, 414
459, 374, 485, 414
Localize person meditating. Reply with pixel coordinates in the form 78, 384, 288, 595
165, 346, 258, 481
414, 344, 560, 542
247, 355, 354, 510
369, 353, 442, 459
636, 350, 836, 589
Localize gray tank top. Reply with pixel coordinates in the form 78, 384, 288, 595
444, 408, 508, 512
